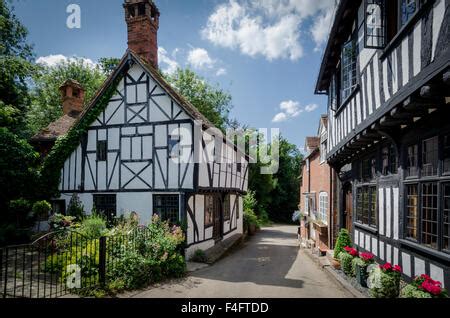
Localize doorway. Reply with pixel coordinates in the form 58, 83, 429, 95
343, 183, 353, 233
212, 194, 223, 242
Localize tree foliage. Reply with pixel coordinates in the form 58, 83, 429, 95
0, 0, 35, 136
163, 68, 232, 131
26, 59, 107, 134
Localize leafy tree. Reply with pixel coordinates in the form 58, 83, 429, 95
163, 68, 232, 131
0, 0, 35, 136
99, 57, 120, 75
27, 59, 106, 134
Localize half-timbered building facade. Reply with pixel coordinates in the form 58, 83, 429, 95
316, 0, 449, 286
37, 0, 248, 257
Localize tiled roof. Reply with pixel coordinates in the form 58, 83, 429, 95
31, 114, 78, 141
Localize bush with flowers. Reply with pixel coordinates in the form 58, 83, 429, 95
351, 252, 375, 276
367, 262, 402, 298
400, 274, 448, 298
339, 246, 359, 276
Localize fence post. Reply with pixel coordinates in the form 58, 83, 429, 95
99, 236, 107, 287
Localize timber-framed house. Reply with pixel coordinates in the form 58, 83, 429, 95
316, 0, 449, 286
33, 0, 249, 257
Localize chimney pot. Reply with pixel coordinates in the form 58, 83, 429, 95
124, 0, 160, 68
59, 79, 85, 117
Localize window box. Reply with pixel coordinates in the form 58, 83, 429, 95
313, 221, 328, 236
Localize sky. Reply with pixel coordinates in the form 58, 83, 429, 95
11, 0, 337, 152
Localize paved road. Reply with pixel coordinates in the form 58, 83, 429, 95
125, 224, 353, 298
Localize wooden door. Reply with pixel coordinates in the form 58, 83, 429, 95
345, 189, 353, 233
213, 195, 223, 242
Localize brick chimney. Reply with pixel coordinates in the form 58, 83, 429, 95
59, 79, 85, 117
124, 0, 160, 68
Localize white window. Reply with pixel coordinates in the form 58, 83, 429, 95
304, 194, 309, 215
318, 192, 328, 224
320, 140, 327, 163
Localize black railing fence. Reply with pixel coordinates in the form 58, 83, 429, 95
0, 227, 152, 298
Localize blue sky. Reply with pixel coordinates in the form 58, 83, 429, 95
12, 0, 337, 151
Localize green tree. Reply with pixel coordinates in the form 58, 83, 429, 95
99, 57, 120, 75
26, 59, 107, 134
0, 0, 35, 136
266, 137, 303, 223
163, 68, 232, 131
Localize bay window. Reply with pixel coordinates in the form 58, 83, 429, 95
403, 133, 450, 254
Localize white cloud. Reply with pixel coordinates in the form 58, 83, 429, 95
158, 47, 179, 74
201, 0, 337, 61
310, 6, 336, 51
36, 54, 97, 68
305, 103, 319, 112
187, 48, 216, 70
272, 100, 318, 122
216, 68, 227, 76
272, 112, 288, 123
280, 100, 302, 117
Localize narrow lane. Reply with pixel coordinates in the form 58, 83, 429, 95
127, 224, 353, 298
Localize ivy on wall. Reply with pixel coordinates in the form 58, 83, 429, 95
39, 77, 123, 198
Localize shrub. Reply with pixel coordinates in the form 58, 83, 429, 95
339, 252, 354, 276
8, 198, 33, 227
368, 263, 402, 298
49, 214, 76, 230
400, 274, 448, 298
190, 249, 207, 263
334, 229, 352, 259
32, 200, 52, 221
66, 193, 85, 219
78, 214, 108, 239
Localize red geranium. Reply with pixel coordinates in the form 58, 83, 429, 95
360, 252, 374, 263
414, 274, 447, 297
393, 265, 402, 273
344, 246, 359, 257
379, 262, 402, 274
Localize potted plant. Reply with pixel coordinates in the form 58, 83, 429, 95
367, 262, 402, 298
352, 252, 374, 287
332, 229, 352, 270
339, 246, 359, 276
400, 274, 448, 298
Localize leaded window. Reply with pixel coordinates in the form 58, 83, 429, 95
153, 194, 179, 224
97, 140, 107, 162
444, 134, 450, 174
443, 184, 450, 251
382, 144, 397, 175
365, 0, 386, 48
421, 182, 438, 249
205, 195, 214, 227
400, 0, 418, 26
406, 184, 419, 240
422, 136, 438, 177
341, 39, 358, 101
223, 195, 230, 220
406, 144, 419, 177
356, 186, 377, 227
93, 194, 116, 220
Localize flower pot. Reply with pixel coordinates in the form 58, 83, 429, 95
331, 257, 341, 270
356, 264, 368, 287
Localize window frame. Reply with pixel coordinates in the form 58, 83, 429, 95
93, 194, 116, 220
355, 185, 378, 228
153, 194, 180, 224
403, 132, 450, 255
223, 194, 231, 221
364, 0, 387, 49
318, 192, 328, 224
96, 140, 107, 162
340, 36, 359, 104
204, 194, 214, 228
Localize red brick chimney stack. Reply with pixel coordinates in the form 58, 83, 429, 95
59, 79, 85, 117
124, 0, 160, 68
